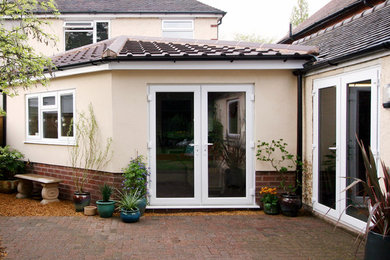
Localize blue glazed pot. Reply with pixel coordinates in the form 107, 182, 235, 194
120, 209, 141, 223
136, 197, 147, 216
96, 200, 116, 218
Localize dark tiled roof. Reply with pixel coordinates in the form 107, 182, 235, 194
38, 0, 225, 15
51, 36, 318, 69
295, 1, 390, 70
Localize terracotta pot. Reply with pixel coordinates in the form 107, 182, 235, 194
84, 206, 97, 216
73, 191, 91, 212
279, 193, 302, 217
0, 180, 19, 193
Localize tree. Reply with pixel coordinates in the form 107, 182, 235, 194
290, 0, 309, 27
0, 0, 58, 96
233, 33, 274, 44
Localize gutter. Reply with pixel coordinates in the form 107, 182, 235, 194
303, 40, 390, 72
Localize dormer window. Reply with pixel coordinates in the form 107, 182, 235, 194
64, 21, 109, 51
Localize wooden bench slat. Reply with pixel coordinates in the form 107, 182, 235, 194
15, 174, 62, 184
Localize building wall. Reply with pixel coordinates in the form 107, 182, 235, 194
302, 54, 390, 205
7, 68, 298, 203
10, 16, 220, 57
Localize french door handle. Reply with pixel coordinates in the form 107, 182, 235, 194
328, 147, 337, 150
206, 143, 213, 146
189, 143, 198, 147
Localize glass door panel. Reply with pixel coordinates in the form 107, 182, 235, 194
156, 92, 195, 198
318, 87, 336, 209
346, 80, 371, 221
207, 92, 246, 198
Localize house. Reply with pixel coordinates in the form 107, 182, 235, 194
26, 0, 226, 56
282, 0, 390, 232
5, 34, 317, 207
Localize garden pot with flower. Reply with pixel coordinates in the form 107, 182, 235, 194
0, 146, 26, 194
257, 139, 307, 217
122, 155, 150, 216
260, 187, 280, 215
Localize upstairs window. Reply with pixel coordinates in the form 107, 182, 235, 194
26, 90, 75, 144
162, 20, 193, 39
64, 21, 109, 51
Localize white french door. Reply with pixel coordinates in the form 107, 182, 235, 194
148, 84, 255, 207
313, 67, 379, 230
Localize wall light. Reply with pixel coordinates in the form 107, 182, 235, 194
383, 84, 390, 108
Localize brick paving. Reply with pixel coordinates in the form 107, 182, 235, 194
0, 213, 363, 259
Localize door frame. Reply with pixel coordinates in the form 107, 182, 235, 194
148, 84, 256, 208
312, 66, 380, 230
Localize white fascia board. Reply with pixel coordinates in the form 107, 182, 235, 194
36, 14, 223, 19
49, 60, 306, 79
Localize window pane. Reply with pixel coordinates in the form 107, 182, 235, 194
61, 94, 73, 137
43, 96, 55, 106
228, 100, 239, 134
96, 22, 108, 42
163, 21, 192, 29
162, 31, 193, 39
43, 111, 58, 139
65, 31, 93, 50
28, 98, 39, 136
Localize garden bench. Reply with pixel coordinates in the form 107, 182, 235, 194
14, 174, 62, 205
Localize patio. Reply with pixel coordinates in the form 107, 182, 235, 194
0, 212, 364, 259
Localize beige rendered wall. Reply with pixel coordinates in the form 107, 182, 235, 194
6, 72, 114, 170
111, 70, 297, 173
193, 18, 219, 40
302, 54, 390, 204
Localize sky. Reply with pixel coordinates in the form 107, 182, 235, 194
198, 0, 331, 42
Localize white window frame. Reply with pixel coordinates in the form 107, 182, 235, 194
161, 19, 194, 39
63, 20, 110, 51
25, 89, 76, 145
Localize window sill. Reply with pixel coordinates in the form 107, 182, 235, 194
24, 140, 75, 146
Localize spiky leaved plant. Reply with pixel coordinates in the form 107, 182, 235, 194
100, 184, 113, 202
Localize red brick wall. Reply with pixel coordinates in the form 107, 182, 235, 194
28, 163, 123, 204
255, 171, 296, 205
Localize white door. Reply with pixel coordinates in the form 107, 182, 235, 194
313, 67, 379, 230
148, 84, 255, 208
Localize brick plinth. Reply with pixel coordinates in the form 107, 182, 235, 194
28, 163, 123, 204
255, 171, 296, 205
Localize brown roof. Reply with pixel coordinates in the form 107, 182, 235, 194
51, 36, 318, 69
37, 0, 225, 15
297, 0, 390, 70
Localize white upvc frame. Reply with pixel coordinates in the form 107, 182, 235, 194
161, 19, 194, 39
148, 84, 255, 207
63, 20, 110, 50
312, 66, 380, 231
25, 89, 76, 145
148, 85, 202, 206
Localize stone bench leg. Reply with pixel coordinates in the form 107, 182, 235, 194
16, 180, 33, 199
41, 183, 60, 205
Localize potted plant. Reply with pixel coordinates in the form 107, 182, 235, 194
222, 136, 246, 191
96, 184, 115, 218
122, 155, 150, 215
257, 139, 304, 217
260, 187, 280, 215
116, 189, 142, 223
69, 104, 113, 212
344, 139, 389, 260
0, 146, 26, 193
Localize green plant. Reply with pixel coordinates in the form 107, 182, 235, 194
0, 146, 26, 180
122, 155, 150, 197
257, 139, 304, 194
100, 184, 113, 202
116, 188, 142, 212
344, 138, 390, 237
69, 104, 113, 193
260, 187, 279, 205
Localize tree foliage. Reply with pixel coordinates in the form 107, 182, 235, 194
233, 33, 274, 44
290, 0, 309, 27
0, 0, 58, 96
